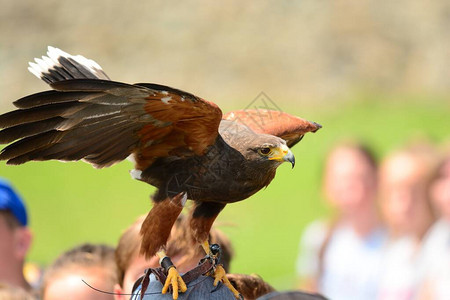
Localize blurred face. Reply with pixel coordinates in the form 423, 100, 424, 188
117, 253, 159, 299
431, 159, 450, 220
324, 147, 377, 215
380, 154, 433, 237
44, 268, 114, 300
0, 213, 31, 286
0, 215, 16, 266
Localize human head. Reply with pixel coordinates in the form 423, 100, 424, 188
114, 213, 233, 299
226, 273, 274, 299
257, 290, 328, 300
379, 143, 436, 239
0, 179, 32, 291
323, 141, 378, 217
430, 153, 450, 221
42, 243, 117, 300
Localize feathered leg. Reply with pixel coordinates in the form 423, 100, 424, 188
190, 202, 241, 298
140, 192, 187, 299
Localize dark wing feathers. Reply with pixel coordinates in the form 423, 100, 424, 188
24, 119, 133, 165
0, 117, 65, 144
79, 94, 132, 106
0, 102, 88, 128
0, 130, 65, 161
135, 83, 199, 101
0, 79, 222, 169
13, 91, 91, 109
51, 79, 140, 93
56, 56, 102, 81
223, 109, 321, 147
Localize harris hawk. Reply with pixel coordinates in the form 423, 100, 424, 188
0, 47, 321, 298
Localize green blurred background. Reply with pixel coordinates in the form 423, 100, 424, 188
0, 0, 449, 289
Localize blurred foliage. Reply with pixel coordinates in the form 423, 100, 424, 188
0, 0, 449, 290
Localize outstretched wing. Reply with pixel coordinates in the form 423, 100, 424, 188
0, 79, 222, 169
223, 109, 321, 147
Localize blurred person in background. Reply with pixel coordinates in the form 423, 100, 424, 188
0, 282, 35, 300
377, 143, 436, 300
41, 243, 117, 300
416, 150, 450, 300
114, 213, 234, 299
0, 179, 33, 292
296, 141, 386, 300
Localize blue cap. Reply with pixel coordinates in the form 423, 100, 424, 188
0, 178, 28, 226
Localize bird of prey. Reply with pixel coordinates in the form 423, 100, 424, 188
0, 47, 321, 298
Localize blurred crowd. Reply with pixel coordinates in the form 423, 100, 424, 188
296, 140, 450, 300
1, 139, 449, 300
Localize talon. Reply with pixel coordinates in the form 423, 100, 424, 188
162, 266, 187, 300
201, 240, 240, 298
159, 255, 187, 299
212, 264, 241, 299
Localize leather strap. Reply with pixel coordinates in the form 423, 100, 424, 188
181, 258, 214, 283
139, 268, 152, 299
138, 258, 214, 299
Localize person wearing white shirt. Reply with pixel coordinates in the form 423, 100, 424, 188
416, 153, 450, 300
296, 141, 387, 300
377, 144, 436, 300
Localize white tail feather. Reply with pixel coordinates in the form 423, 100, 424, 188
27, 46, 110, 83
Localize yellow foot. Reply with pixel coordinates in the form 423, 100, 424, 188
162, 266, 187, 300
213, 264, 241, 299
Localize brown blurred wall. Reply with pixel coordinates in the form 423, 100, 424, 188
1, 0, 449, 111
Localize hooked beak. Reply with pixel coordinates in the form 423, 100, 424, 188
269, 144, 296, 168
283, 149, 295, 168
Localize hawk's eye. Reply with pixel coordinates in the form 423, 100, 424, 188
259, 147, 271, 155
